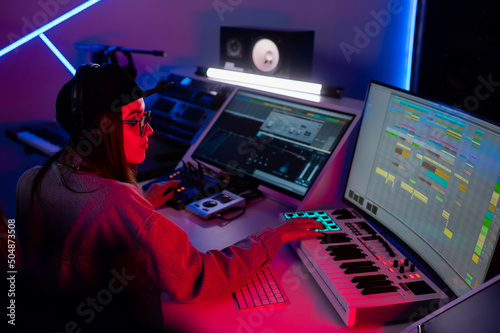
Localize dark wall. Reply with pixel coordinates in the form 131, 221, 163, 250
0, 0, 417, 216
413, 0, 500, 123
0, 0, 417, 123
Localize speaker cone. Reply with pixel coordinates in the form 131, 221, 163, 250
226, 37, 243, 58
251, 38, 280, 74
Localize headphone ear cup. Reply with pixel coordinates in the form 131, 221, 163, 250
71, 63, 100, 137
71, 99, 84, 125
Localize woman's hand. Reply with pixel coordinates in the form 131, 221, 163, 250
144, 180, 181, 209
274, 218, 325, 244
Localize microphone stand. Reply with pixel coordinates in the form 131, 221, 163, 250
75, 43, 166, 79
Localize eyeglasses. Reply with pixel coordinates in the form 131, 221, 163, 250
123, 110, 151, 137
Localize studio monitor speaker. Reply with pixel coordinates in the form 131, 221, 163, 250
412, 1, 500, 122
220, 27, 314, 80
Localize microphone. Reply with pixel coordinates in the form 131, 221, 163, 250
124, 48, 166, 57
75, 43, 166, 57
111, 46, 166, 57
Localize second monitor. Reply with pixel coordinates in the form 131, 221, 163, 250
190, 89, 361, 205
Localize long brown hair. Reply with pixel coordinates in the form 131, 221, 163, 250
30, 110, 139, 203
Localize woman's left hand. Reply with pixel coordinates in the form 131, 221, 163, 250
144, 180, 181, 209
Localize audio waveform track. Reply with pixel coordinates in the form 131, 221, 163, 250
364, 93, 500, 288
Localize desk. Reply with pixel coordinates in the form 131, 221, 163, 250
157, 191, 410, 333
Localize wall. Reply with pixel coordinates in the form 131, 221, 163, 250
0, 0, 415, 216
0, 0, 416, 123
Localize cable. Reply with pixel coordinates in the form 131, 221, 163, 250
236, 188, 262, 201
216, 205, 246, 221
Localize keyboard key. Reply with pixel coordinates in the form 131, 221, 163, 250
360, 286, 398, 295
351, 274, 388, 283
283, 210, 342, 232
233, 268, 286, 309
318, 233, 351, 244
356, 280, 393, 289
333, 253, 366, 261
344, 266, 379, 274
340, 261, 374, 269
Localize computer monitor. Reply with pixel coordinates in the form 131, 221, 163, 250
402, 273, 500, 333
191, 89, 356, 201
344, 81, 500, 297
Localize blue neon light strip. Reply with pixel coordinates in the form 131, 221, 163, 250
0, 0, 100, 58
404, 0, 418, 90
39, 33, 76, 75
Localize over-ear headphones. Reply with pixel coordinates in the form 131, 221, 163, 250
71, 63, 100, 137
99, 47, 137, 79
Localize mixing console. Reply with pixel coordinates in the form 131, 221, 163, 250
144, 164, 223, 210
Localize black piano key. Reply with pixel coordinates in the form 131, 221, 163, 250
351, 274, 387, 283
340, 261, 374, 269
318, 233, 351, 244
326, 244, 358, 252
329, 248, 363, 256
336, 212, 356, 220
333, 253, 366, 261
332, 208, 350, 215
344, 266, 379, 274
361, 286, 398, 295
356, 280, 393, 289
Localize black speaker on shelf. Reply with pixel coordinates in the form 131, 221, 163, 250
412, 1, 500, 123
220, 27, 314, 80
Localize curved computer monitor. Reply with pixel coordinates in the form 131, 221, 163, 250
344, 81, 500, 296
403, 273, 500, 333
191, 89, 357, 202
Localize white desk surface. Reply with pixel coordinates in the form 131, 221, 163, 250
156, 192, 411, 333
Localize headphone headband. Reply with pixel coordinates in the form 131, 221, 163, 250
71, 63, 101, 136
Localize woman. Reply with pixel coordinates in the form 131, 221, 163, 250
16, 64, 323, 332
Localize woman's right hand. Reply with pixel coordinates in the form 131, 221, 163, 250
274, 218, 325, 244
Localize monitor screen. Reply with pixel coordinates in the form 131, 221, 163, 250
192, 90, 355, 200
403, 274, 500, 333
344, 81, 500, 296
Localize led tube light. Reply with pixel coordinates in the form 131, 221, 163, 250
205, 68, 323, 95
